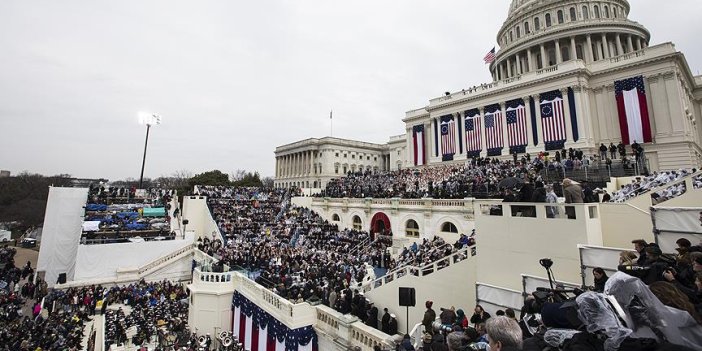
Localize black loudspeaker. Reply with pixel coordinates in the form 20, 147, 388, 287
57, 273, 67, 284
399, 287, 416, 307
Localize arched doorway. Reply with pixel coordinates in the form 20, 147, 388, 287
370, 212, 391, 238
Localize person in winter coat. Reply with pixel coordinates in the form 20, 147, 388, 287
422, 300, 436, 334
469, 305, 491, 327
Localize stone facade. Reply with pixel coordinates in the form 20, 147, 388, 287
275, 0, 702, 188
274, 137, 406, 189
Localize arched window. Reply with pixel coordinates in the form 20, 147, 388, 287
516, 26, 521, 38
613, 7, 618, 18
569, 7, 577, 21
509, 31, 513, 42
576, 44, 584, 60
524, 21, 530, 34
604, 5, 609, 18
557, 10, 564, 24
441, 222, 458, 233
594, 5, 600, 19
561, 46, 570, 61
332, 213, 340, 221
406, 220, 420, 238
534, 17, 541, 31
582, 6, 589, 20
545, 13, 552, 27
352, 215, 362, 230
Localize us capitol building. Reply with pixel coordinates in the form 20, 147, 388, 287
274, 0, 702, 189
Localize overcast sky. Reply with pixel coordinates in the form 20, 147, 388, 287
1, 0, 700, 181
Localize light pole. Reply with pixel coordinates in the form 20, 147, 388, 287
138, 112, 162, 189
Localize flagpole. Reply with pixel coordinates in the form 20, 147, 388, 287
330, 110, 333, 137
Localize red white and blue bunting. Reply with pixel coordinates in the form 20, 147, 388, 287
232, 291, 318, 351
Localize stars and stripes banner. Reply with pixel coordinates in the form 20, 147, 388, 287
233, 291, 318, 351
412, 125, 426, 166
464, 109, 482, 157
540, 90, 567, 151
484, 104, 504, 156
615, 76, 652, 145
440, 115, 456, 161
484, 47, 496, 64
505, 99, 528, 153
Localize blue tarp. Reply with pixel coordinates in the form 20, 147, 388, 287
86, 204, 108, 211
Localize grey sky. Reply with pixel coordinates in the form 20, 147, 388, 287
1, 0, 700, 181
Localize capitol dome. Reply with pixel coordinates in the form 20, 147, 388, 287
490, 0, 650, 81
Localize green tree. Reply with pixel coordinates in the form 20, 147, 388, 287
188, 170, 231, 187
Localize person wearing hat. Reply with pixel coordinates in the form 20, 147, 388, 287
561, 178, 583, 219
422, 300, 436, 334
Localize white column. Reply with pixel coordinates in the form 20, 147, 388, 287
424, 121, 432, 163
570, 36, 577, 60
555, 40, 562, 64
586, 35, 594, 62
506, 57, 512, 77
601, 34, 609, 58
526, 48, 533, 72
406, 127, 412, 167
515, 53, 522, 75
540, 44, 547, 68
615, 34, 623, 56
626, 34, 634, 52
561, 88, 574, 143
573, 85, 593, 144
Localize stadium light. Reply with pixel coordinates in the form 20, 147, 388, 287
137, 112, 162, 189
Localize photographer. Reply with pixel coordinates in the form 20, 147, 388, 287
469, 305, 491, 327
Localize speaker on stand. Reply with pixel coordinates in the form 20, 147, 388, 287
399, 287, 416, 335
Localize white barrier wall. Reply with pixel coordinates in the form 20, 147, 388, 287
182, 195, 222, 240
363, 249, 477, 336
475, 202, 602, 292
578, 245, 626, 287
74, 236, 194, 281
652, 206, 702, 253
37, 187, 89, 287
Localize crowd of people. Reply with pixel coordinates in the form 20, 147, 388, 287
321, 158, 543, 199
196, 186, 476, 341
0, 245, 85, 351
608, 169, 697, 203
199, 186, 389, 306
81, 186, 175, 244
102, 280, 189, 349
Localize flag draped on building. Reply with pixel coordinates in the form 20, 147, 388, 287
412, 125, 425, 166
505, 99, 528, 153
464, 109, 482, 157
484, 47, 496, 64
484, 104, 504, 156
540, 90, 567, 151
615, 76, 652, 145
440, 115, 456, 161
232, 291, 318, 351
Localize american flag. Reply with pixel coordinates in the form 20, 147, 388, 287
615, 76, 652, 144
465, 110, 482, 153
484, 108, 503, 150
540, 90, 566, 146
506, 103, 528, 147
440, 116, 456, 157
484, 47, 496, 64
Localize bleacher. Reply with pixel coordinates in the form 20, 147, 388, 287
80, 186, 175, 244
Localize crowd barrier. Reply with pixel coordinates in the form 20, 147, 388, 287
578, 244, 625, 287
